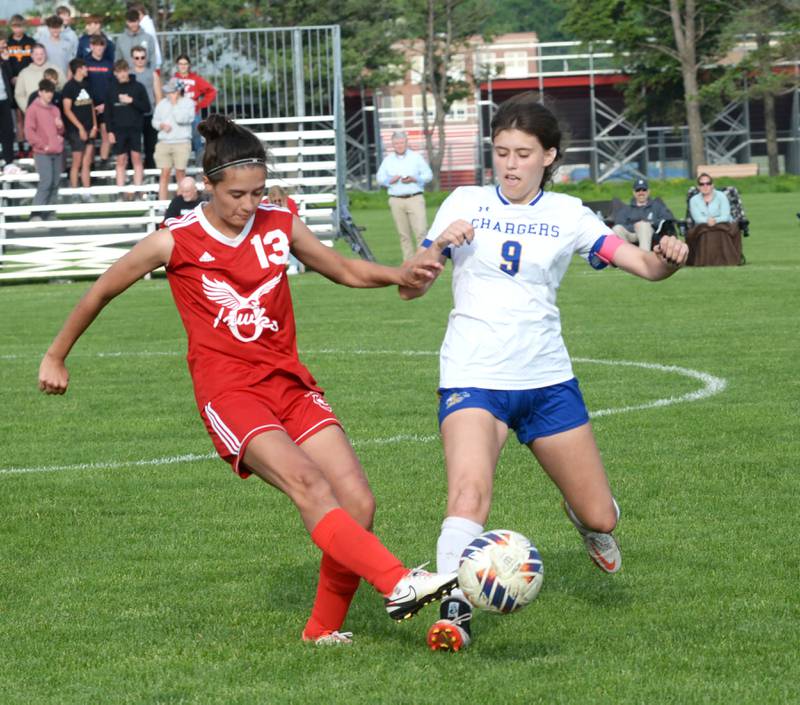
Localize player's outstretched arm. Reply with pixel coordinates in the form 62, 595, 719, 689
289, 216, 442, 289
399, 219, 474, 300
610, 235, 688, 281
39, 229, 174, 395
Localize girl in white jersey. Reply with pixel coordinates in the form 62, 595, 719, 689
38, 114, 459, 645
400, 93, 689, 652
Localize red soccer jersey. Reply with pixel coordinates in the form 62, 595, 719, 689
165, 202, 317, 409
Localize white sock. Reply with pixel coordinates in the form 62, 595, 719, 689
437, 516, 484, 605
436, 515, 484, 605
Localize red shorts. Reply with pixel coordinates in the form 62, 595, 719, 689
200, 372, 341, 478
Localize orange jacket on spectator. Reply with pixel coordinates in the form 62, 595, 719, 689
24, 97, 64, 155
173, 71, 217, 113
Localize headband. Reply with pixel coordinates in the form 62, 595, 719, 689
205, 157, 267, 177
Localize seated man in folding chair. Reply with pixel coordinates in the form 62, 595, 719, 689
686, 173, 742, 266
611, 178, 676, 251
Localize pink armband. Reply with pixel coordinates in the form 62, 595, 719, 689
596, 234, 626, 264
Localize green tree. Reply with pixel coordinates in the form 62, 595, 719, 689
399, 0, 490, 189
702, 1, 800, 176
563, 0, 735, 175
482, 0, 570, 41
70, 0, 405, 88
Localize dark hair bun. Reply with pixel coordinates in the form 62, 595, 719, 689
198, 114, 235, 142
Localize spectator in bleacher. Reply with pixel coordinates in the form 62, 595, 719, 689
77, 16, 115, 64
7, 15, 35, 81
14, 44, 65, 114
62, 58, 97, 194
57, 6, 80, 56
6, 15, 36, 157
686, 173, 741, 266
267, 184, 299, 215
172, 54, 217, 159
130, 45, 161, 169
106, 58, 150, 197
36, 16, 73, 79
163, 175, 203, 219
376, 130, 433, 260
24, 78, 64, 219
117, 8, 156, 69
37, 7, 79, 59
153, 79, 194, 200
267, 185, 304, 275
611, 178, 675, 251
0, 34, 16, 165
85, 35, 114, 163
129, 2, 162, 70
27, 68, 62, 110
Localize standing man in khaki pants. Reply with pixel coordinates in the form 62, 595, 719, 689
377, 131, 433, 260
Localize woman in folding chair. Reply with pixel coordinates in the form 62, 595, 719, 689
685, 173, 743, 266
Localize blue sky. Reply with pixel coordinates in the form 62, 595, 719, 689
1, 0, 35, 19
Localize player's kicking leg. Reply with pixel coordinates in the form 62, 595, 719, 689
298, 425, 374, 643
530, 423, 622, 574
427, 407, 508, 651
240, 428, 457, 637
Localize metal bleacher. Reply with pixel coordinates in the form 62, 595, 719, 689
0, 113, 373, 281
0, 24, 374, 282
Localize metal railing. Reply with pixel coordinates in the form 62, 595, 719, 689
135, 26, 341, 120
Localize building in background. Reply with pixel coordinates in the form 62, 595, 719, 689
373, 33, 540, 189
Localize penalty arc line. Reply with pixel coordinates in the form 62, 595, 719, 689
1, 356, 726, 476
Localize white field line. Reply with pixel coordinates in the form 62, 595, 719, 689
2, 352, 726, 476
573, 357, 727, 417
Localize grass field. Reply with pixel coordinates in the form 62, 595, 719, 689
1, 192, 798, 704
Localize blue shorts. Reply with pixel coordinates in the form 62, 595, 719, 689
437, 378, 590, 445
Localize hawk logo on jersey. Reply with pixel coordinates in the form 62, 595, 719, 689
202, 273, 282, 342
444, 391, 471, 409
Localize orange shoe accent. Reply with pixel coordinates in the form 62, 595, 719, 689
427, 619, 468, 652
589, 543, 618, 572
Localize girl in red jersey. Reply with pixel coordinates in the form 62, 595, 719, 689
38, 114, 456, 645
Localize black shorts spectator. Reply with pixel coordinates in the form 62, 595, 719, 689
113, 126, 142, 155
66, 130, 93, 152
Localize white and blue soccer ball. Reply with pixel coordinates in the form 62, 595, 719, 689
457, 529, 544, 614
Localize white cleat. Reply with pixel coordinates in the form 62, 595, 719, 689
581, 531, 622, 574
384, 565, 458, 621
303, 630, 353, 645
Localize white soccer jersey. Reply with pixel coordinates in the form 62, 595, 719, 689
425, 185, 612, 390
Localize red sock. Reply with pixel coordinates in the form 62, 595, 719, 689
310, 508, 407, 595
303, 554, 361, 639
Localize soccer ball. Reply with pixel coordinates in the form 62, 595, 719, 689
457, 529, 544, 614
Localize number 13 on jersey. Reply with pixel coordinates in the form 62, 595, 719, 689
250, 229, 290, 268
500, 240, 522, 276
